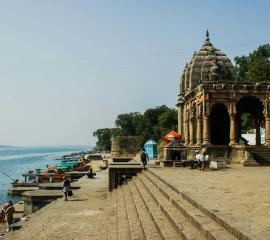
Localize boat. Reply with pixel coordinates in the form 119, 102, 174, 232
39, 167, 65, 182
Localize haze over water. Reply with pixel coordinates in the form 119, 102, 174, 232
0, 146, 87, 206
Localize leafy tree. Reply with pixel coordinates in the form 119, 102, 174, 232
235, 44, 270, 132
93, 128, 121, 151
235, 44, 270, 82
241, 113, 254, 133
157, 108, 178, 136
93, 105, 178, 150
115, 112, 143, 136
142, 105, 170, 141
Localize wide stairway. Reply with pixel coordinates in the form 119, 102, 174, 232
91, 169, 247, 240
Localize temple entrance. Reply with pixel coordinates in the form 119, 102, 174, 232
210, 103, 230, 145
237, 96, 264, 145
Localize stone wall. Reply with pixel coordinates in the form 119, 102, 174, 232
111, 136, 142, 157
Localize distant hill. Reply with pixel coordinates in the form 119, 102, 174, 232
0, 145, 16, 148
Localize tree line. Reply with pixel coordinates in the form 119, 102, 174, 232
93, 44, 270, 151
93, 105, 177, 151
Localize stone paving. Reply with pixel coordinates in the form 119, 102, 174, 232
3, 171, 108, 240
151, 165, 270, 240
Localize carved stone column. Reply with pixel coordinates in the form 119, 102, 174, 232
189, 117, 194, 145
178, 105, 183, 135
196, 116, 202, 145
203, 115, 209, 145
265, 115, 270, 147
184, 112, 189, 145
230, 114, 237, 145
196, 105, 203, 145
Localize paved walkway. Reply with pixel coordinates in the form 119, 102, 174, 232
4, 171, 107, 240
151, 166, 270, 240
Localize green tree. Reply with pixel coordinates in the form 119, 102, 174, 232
235, 44, 270, 82
235, 44, 270, 132
93, 105, 178, 150
157, 108, 178, 136
93, 128, 121, 151
115, 112, 143, 136
143, 105, 170, 141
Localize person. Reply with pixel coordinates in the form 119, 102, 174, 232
63, 177, 71, 201
140, 149, 149, 169
200, 145, 208, 171
0, 203, 8, 224
190, 150, 200, 169
5, 201, 15, 232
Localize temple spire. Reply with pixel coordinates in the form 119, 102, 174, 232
205, 29, 210, 42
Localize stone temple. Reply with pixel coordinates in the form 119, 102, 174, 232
175, 31, 270, 165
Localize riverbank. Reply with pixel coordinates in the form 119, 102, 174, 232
3, 170, 108, 240
0, 146, 88, 206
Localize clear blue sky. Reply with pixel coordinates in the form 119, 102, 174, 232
0, 0, 269, 146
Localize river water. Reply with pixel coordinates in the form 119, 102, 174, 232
0, 146, 87, 206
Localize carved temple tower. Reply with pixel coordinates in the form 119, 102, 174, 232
176, 31, 270, 165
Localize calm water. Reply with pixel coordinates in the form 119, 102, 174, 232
0, 146, 88, 206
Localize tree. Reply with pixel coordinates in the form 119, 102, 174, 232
93, 128, 121, 151
142, 105, 170, 141
235, 44, 270, 132
115, 112, 143, 136
235, 44, 270, 82
157, 108, 178, 136
93, 105, 178, 150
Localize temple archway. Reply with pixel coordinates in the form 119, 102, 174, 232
236, 96, 264, 145
210, 103, 230, 145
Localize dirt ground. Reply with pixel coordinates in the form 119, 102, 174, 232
2, 171, 108, 240
151, 165, 270, 240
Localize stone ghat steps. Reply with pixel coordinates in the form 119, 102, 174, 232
143, 170, 239, 240
94, 170, 248, 240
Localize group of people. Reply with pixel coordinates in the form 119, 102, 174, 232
191, 145, 209, 171
1, 200, 15, 232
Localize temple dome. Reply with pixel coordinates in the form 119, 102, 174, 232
180, 31, 236, 94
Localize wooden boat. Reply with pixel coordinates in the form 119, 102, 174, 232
39, 167, 65, 182
21, 167, 65, 183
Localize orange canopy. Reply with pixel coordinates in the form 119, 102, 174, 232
163, 130, 181, 142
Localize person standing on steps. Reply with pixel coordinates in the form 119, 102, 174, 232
140, 149, 149, 169
63, 177, 71, 201
5, 201, 15, 232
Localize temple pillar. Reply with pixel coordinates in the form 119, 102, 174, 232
178, 105, 183, 135
189, 118, 194, 145
196, 117, 202, 145
202, 115, 209, 145
255, 119, 261, 145
230, 114, 237, 145
184, 119, 189, 145
265, 116, 270, 146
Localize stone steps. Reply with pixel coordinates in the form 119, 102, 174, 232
118, 186, 131, 239
128, 180, 162, 240
133, 176, 181, 239
108, 188, 119, 240
137, 174, 204, 240
94, 169, 248, 239
146, 169, 248, 240
122, 183, 145, 240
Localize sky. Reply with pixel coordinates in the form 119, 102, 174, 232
0, 0, 269, 146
